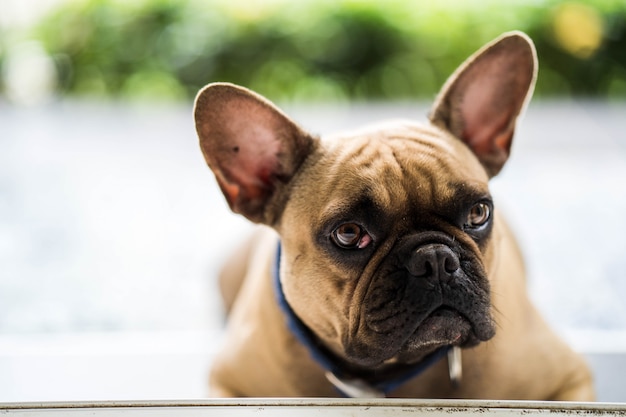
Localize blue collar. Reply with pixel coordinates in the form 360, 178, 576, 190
272, 242, 450, 397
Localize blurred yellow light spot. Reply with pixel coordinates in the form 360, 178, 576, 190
220, 0, 281, 23
553, 2, 603, 59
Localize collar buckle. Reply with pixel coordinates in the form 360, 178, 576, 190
448, 346, 463, 387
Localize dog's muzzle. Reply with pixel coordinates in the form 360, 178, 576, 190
347, 232, 495, 367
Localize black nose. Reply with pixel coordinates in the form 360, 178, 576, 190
408, 244, 460, 283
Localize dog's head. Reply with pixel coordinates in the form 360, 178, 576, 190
195, 32, 536, 369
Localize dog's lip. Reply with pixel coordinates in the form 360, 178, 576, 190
410, 307, 471, 346
347, 307, 472, 369
392, 307, 478, 361
390, 307, 465, 353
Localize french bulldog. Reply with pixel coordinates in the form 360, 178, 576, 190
194, 31, 594, 400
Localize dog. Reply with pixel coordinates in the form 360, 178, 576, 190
193, 31, 595, 400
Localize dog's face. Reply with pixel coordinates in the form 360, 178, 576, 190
277, 122, 497, 368
195, 32, 536, 370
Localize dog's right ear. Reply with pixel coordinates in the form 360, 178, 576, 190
429, 32, 537, 177
194, 83, 317, 225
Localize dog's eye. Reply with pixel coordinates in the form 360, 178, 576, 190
466, 202, 491, 228
332, 223, 372, 249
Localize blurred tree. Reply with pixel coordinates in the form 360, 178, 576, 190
9, 0, 626, 102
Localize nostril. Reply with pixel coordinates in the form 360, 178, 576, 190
421, 260, 434, 277
411, 257, 433, 277
410, 246, 436, 277
443, 252, 460, 273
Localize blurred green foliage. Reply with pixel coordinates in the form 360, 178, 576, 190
6, 0, 626, 101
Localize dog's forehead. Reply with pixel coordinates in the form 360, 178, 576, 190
318, 120, 489, 198
323, 120, 472, 163
323, 119, 439, 142
287, 120, 493, 228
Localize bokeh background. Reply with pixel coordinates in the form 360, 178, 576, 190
2, 0, 626, 104
1, 0, 626, 403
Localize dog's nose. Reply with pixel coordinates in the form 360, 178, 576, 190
409, 244, 460, 283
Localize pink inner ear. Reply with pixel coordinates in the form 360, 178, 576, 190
460, 69, 516, 158
216, 100, 284, 203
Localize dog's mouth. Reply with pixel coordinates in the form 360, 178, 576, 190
345, 304, 488, 369
411, 307, 471, 345
390, 306, 475, 364
342, 239, 496, 369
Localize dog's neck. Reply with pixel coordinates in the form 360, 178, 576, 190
272, 242, 460, 397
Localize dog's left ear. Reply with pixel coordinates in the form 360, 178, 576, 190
430, 31, 537, 177
194, 83, 317, 225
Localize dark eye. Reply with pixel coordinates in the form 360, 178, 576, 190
331, 223, 372, 249
466, 202, 491, 228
